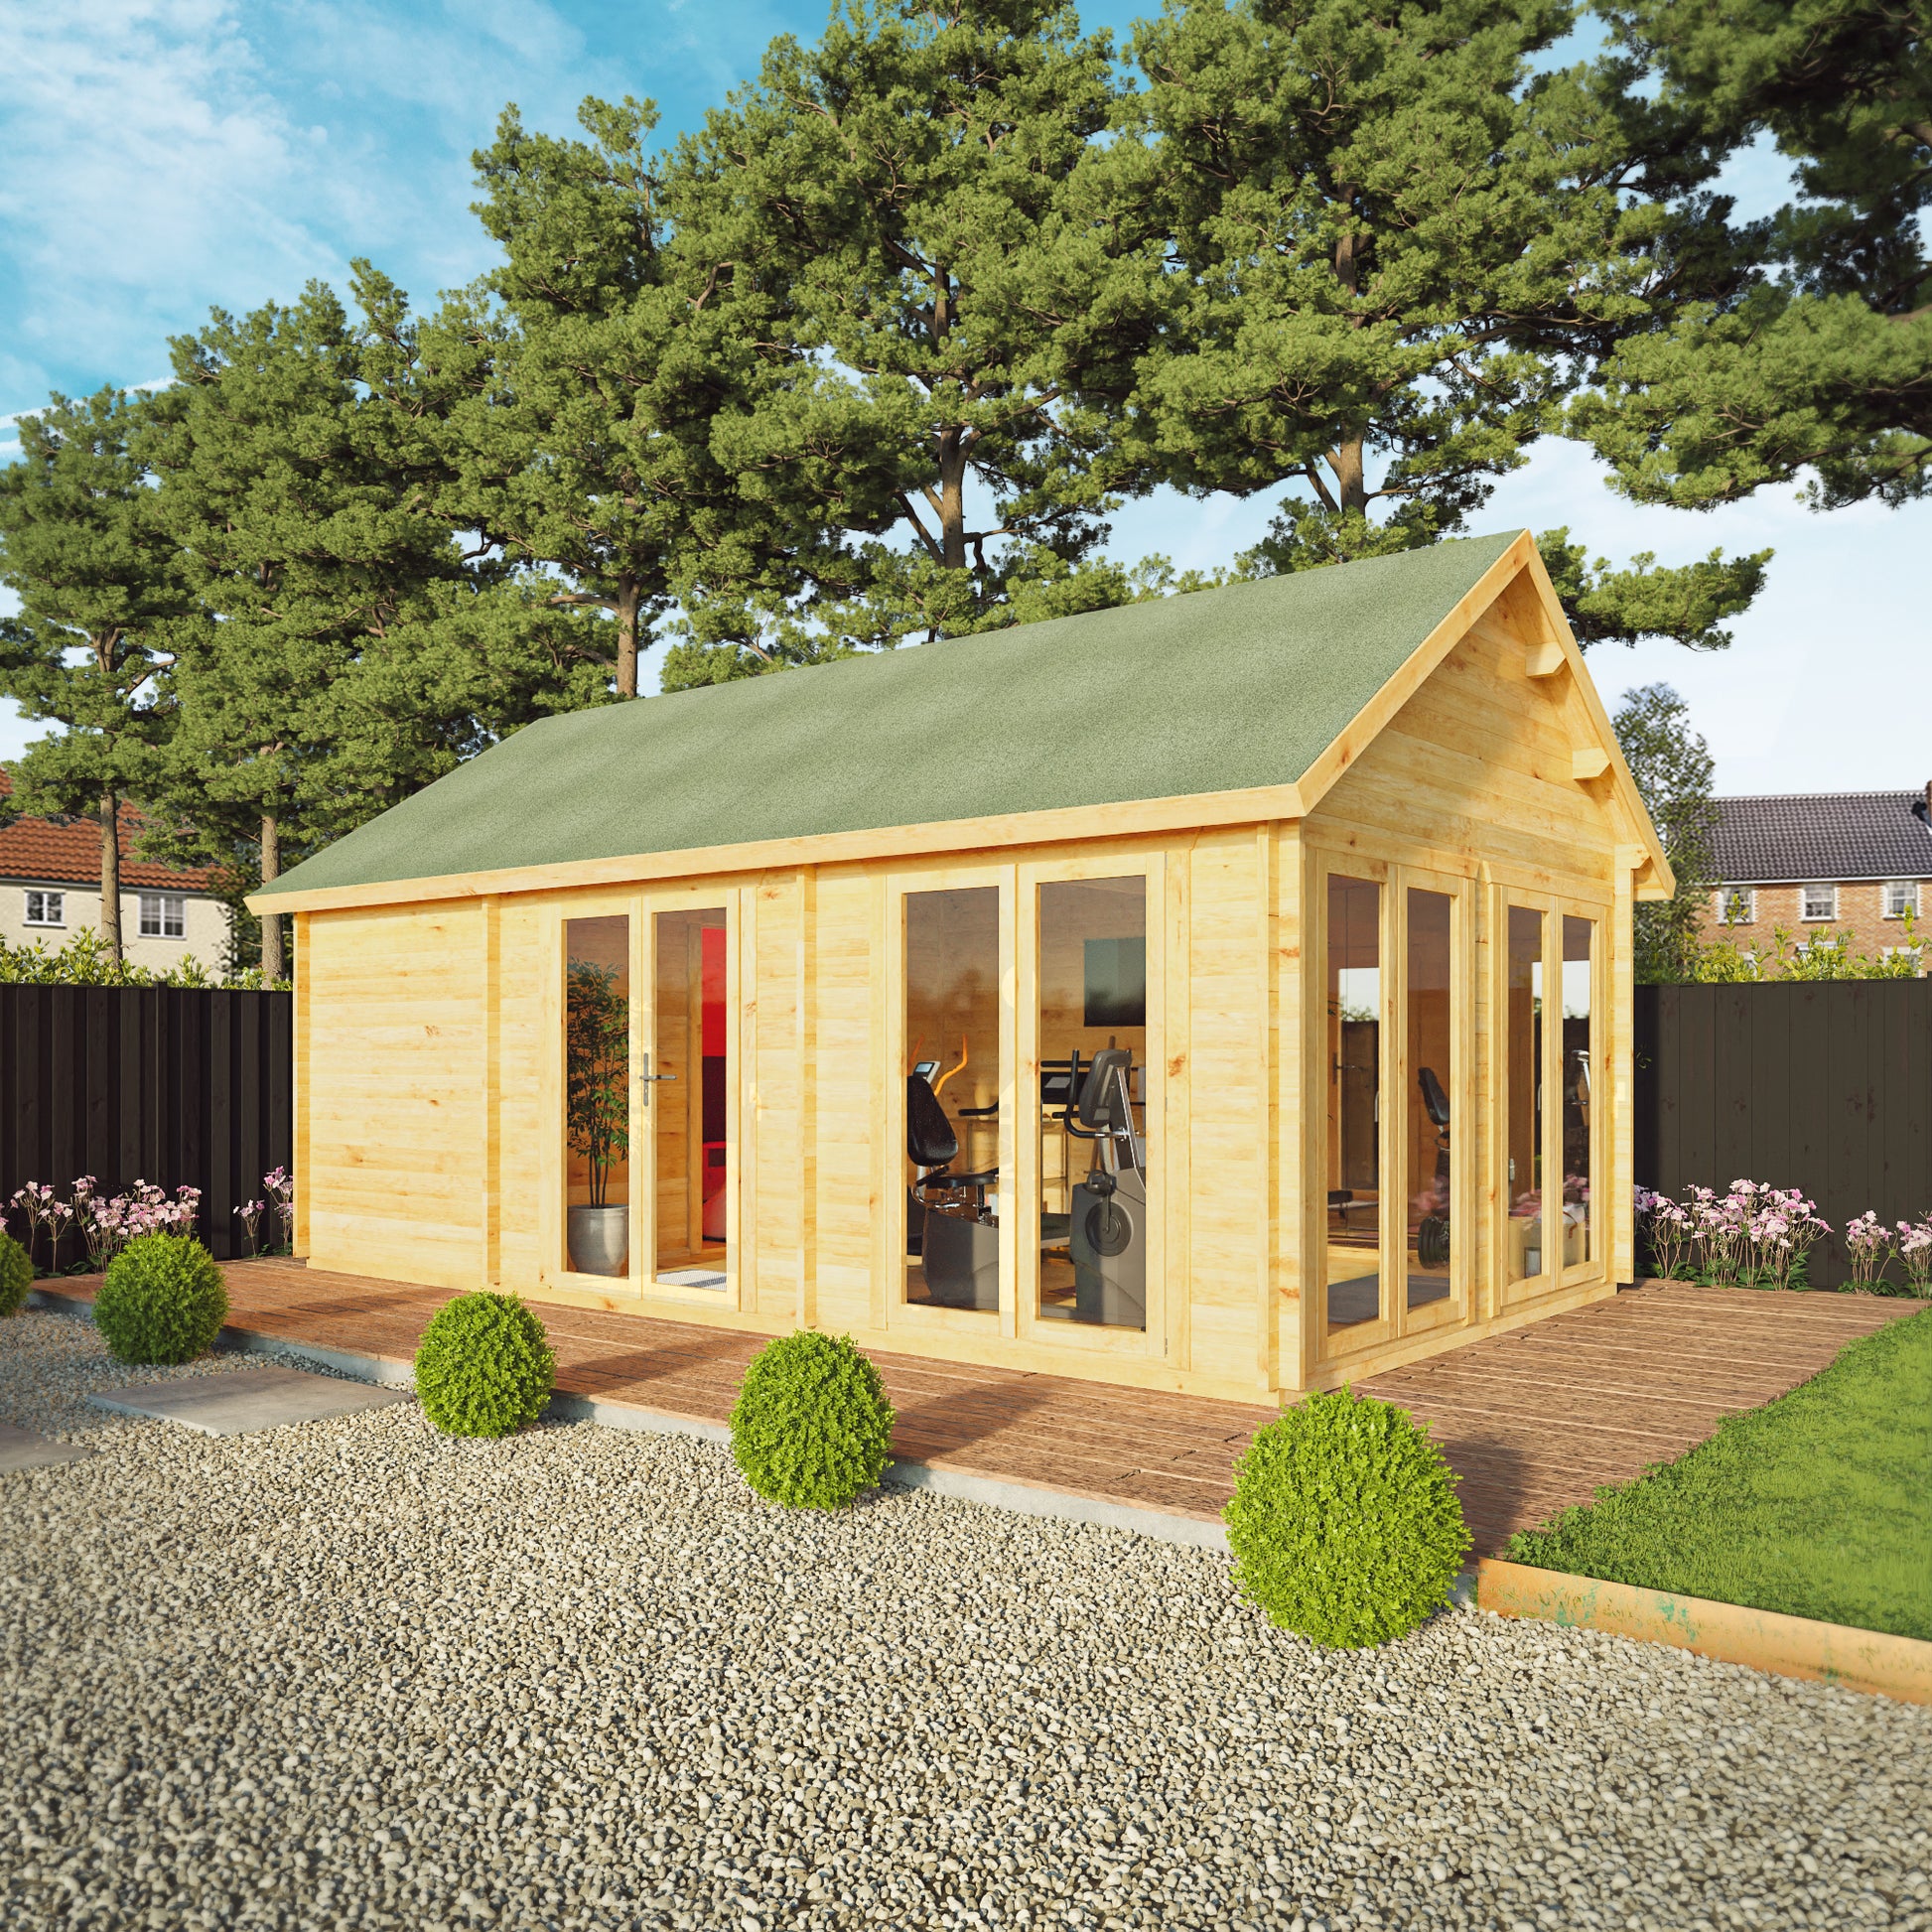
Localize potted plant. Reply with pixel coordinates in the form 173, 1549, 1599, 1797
566, 959, 630, 1275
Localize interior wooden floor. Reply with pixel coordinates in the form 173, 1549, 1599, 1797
35, 1262, 1922, 1555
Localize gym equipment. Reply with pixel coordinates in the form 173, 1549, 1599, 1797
905, 1071, 1000, 1311
1062, 1047, 1148, 1329
1416, 1064, 1449, 1268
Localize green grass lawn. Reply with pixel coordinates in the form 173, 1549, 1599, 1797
1507, 1309, 1932, 1640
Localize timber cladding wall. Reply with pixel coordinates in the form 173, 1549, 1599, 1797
0, 983, 292, 1265
1633, 981, 1932, 1289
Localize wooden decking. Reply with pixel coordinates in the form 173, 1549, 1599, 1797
34, 1261, 1923, 1555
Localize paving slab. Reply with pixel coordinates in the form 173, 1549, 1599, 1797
0, 1423, 92, 1471
86, 1366, 412, 1438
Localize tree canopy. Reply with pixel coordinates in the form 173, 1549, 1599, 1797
1576, 0, 1932, 509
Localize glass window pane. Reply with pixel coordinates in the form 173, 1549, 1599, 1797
565, 915, 630, 1277
1325, 876, 1382, 1329
1405, 890, 1452, 1313
1038, 878, 1149, 1329
1505, 907, 1544, 1283
1562, 915, 1594, 1271
905, 887, 1001, 1311
655, 908, 730, 1289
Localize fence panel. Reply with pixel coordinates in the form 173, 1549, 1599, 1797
0, 984, 294, 1267
1633, 980, 1932, 1287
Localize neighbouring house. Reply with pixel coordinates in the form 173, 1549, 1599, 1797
253, 530, 1673, 1401
1698, 787, 1932, 968
0, 773, 231, 974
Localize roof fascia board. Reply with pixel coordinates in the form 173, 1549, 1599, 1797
1715, 870, 1932, 887
246, 777, 1311, 915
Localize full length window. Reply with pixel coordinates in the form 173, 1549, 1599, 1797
1561, 915, 1595, 1271
1404, 890, 1453, 1314
1037, 877, 1149, 1329
653, 908, 730, 1290
1505, 906, 1545, 1285
564, 916, 630, 1278
1325, 876, 1382, 1330
904, 887, 1001, 1312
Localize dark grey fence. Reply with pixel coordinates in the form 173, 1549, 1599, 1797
0, 985, 293, 1268
1633, 980, 1932, 1288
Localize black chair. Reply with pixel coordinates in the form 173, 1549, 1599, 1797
906, 1073, 999, 1311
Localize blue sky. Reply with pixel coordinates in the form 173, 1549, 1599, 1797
2, 0, 1925, 796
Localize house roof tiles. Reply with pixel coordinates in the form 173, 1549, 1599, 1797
1711, 790, 1932, 885
0, 773, 218, 895
259, 531, 1523, 900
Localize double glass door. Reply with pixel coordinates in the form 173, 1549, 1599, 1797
562, 898, 733, 1295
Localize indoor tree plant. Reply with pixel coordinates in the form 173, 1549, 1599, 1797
566, 959, 630, 1275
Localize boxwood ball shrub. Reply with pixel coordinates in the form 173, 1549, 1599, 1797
1224, 1387, 1471, 1649
93, 1234, 228, 1365
0, 1229, 32, 1316
413, 1292, 556, 1438
731, 1330, 896, 1509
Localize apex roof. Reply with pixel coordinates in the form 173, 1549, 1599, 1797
255, 531, 1605, 905
1712, 789, 1932, 885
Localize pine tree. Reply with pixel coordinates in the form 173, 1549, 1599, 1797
0, 388, 194, 963
661, 0, 1163, 668
147, 280, 475, 978
1577, 0, 1932, 509
1123, 0, 1769, 646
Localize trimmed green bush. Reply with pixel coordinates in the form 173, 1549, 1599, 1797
413, 1293, 556, 1438
730, 1330, 896, 1509
93, 1235, 228, 1365
1224, 1387, 1471, 1649
0, 1230, 32, 1316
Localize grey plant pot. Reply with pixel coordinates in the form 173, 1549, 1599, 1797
567, 1205, 628, 1278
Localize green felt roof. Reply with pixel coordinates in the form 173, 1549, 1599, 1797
260, 531, 1520, 899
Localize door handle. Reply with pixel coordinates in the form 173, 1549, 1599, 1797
639, 1051, 677, 1105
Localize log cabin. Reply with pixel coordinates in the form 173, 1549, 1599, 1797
253, 530, 1672, 1401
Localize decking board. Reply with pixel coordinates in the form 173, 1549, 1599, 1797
33, 1264, 1922, 1555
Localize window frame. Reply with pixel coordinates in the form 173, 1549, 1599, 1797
139, 893, 187, 939
1716, 886, 1756, 925
23, 889, 65, 928
1884, 881, 1921, 919
885, 861, 1017, 1341
1799, 883, 1838, 923
1311, 851, 1473, 1368
1014, 848, 1167, 1363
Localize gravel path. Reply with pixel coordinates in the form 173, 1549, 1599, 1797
4, 1308, 1928, 1932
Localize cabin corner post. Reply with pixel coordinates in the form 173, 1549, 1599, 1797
1612, 857, 1637, 1285
797, 865, 819, 1332
1271, 820, 1305, 1394
483, 894, 502, 1287
293, 910, 311, 1259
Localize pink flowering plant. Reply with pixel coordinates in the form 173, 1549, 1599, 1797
9, 1178, 202, 1275
1898, 1217, 1932, 1295
1844, 1211, 1894, 1288
1634, 1178, 1831, 1289
263, 1168, 295, 1251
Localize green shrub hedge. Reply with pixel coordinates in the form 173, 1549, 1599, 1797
0, 1230, 32, 1317
413, 1293, 556, 1438
730, 1330, 896, 1508
1224, 1387, 1470, 1649
92, 1235, 228, 1364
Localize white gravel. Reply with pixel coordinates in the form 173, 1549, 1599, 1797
3, 1307, 1928, 1932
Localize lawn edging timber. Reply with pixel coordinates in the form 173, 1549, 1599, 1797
1474, 1559, 1932, 1705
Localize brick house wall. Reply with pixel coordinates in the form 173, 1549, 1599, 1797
1694, 877, 1929, 960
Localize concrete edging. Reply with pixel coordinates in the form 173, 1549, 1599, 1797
29, 1285, 1225, 1552
1476, 1557, 1932, 1706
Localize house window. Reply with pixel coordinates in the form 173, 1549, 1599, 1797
138, 894, 186, 939
1800, 884, 1838, 922
1885, 882, 1922, 919
1716, 887, 1755, 925
24, 890, 65, 927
